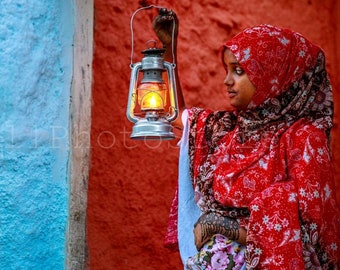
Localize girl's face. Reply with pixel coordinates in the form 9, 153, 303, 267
223, 49, 256, 110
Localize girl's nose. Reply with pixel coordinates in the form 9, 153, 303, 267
224, 74, 234, 86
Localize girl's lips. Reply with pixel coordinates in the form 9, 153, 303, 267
228, 90, 237, 98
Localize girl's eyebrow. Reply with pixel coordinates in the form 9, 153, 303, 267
223, 61, 240, 67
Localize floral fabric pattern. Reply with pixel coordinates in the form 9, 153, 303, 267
186, 234, 246, 270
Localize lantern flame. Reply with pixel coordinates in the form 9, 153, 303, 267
140, 91, 164, 111
137, 82, 167, 111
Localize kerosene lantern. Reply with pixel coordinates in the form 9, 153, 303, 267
126, 6, 178, 140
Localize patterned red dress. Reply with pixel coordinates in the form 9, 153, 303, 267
166, 24, 340, 269
187, 109, 339, 269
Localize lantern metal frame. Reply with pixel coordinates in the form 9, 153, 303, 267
126, 5, 178, 140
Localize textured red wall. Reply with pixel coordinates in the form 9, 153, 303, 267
88, 1, 340, 269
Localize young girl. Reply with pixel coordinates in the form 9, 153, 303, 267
154, 10, 340, 269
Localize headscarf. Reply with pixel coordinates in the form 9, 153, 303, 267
224, 24, 333, 137
189, 24, 334, 211
226, 24, 331, 108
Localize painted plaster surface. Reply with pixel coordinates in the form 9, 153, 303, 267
89, 0, 340, 269
0, 1, 73, 269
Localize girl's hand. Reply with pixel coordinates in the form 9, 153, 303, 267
193, 212, 245, 250
152, 9, 178, 47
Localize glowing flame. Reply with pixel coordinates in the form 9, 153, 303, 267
142, 92, 163, 110
137, 82, 167, 111
149, 95, 157, 108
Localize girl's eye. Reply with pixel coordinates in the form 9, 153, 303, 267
234, 67, 244, 75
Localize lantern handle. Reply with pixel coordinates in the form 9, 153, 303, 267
130, 5, 177, 68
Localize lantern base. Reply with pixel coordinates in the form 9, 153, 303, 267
130, 117, 175, 140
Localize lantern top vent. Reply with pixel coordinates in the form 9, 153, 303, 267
141, 47, 165, 56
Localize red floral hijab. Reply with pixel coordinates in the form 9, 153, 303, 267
189, 24, 334, 213
186, 24, 338, 267
225, 24, 332, 113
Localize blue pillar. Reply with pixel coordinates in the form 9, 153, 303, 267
0, 1, 74, 269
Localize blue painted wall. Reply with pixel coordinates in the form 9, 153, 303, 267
0, 1, 74, 269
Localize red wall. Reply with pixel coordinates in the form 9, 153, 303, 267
88, 1, 340, 269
